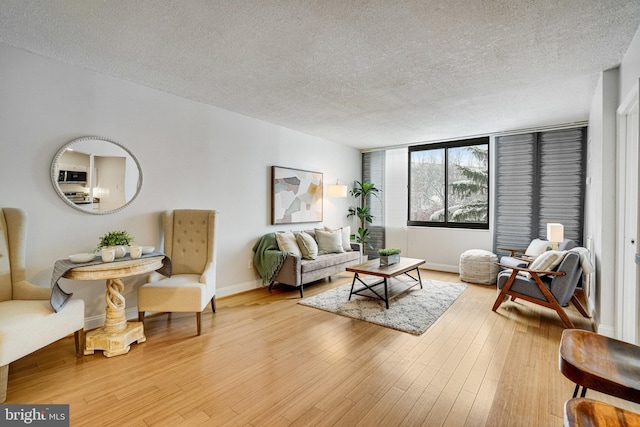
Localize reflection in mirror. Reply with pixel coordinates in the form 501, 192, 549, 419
51, 136, 143, 215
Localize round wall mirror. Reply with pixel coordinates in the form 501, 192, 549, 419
51, 136, 143, 215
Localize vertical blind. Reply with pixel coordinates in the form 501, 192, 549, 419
493, 127, 586, 253
363, 151, 385, 258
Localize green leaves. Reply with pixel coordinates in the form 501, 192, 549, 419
97, 230, 134, 249
347, 180, 381, 248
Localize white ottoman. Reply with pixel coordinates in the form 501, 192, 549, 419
459, 249, 498, 285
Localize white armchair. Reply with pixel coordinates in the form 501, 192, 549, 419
0, 208, 85, 402
138, 210, 217, 336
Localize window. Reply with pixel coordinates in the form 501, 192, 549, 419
408, 137, 489, 229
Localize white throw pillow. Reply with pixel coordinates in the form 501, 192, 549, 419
528, 250, 566, 272
315, 228, 345, 255
525, 238, 551, 257
275, 231, 302, 257
296, 231, 318, 260
324, 226, 352, 252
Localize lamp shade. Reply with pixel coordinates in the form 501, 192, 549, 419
546, 223, 564, 243
327, 183, 348, 197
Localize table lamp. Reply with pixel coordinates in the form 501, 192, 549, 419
547, 223, 564, 250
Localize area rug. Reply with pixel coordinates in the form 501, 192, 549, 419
299, 278, 467, 335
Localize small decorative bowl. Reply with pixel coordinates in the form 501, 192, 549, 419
68, 253, 97, 263
141, 246, 155, 255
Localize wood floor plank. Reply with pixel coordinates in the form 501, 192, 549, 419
4, 270, 611, 426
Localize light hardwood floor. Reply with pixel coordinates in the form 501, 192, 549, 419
7, 270, 640, 426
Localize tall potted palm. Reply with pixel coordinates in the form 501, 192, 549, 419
348, 180, 380, 256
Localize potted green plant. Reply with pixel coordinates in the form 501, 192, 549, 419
378, 248, 401, 266
97, 230, 134, 258
347, 180, 380, 257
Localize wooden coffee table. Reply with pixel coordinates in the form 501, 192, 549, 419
346, 257, 425, 309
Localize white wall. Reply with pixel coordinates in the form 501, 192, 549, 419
619, 26, 640, 104
384, 147, 492, 272
585, 23, 640, 337
0, 44, 360, 327
586, 69, 619, 337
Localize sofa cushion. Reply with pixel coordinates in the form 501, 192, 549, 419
275, 231, 302, 257
0, 299, 84, 366
300, 251, 360, 274
296, 231, 318, 260
325, 226, 352, 252
315, 229, 345, 255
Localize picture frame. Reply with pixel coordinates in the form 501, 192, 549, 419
271, 166, 323, 224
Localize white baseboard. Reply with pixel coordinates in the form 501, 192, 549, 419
596, 324, 615, 338
217, 279, 264, 297
423, 263, 459, 274
586, 300, 616, 338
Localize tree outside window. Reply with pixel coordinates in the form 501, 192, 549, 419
408, 137, 489, 229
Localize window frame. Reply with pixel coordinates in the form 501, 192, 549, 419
407, 137, 490, 229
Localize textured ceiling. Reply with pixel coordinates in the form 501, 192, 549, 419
1, 1, 639, 149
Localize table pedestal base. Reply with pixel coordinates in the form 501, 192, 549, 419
84, 322, 146, 357
84, 277, 146, 357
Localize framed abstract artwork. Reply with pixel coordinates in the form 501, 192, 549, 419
271, 166, 323, 224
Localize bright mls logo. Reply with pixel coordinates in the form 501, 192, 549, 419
1, 405, 69, 426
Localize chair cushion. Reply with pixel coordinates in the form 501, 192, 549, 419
528, 250, 566, 272
525, 238, 551, 257
138, 274, 210, 312
0, 299, 84, 366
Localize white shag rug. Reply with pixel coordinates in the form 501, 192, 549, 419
299, 278, 467, 335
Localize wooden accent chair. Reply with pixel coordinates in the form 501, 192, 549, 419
564, 398, 640, 427
559, 329, 640, 404
0, 208, 85, 402
138, 210, 217, 336
492, 251, 589, 328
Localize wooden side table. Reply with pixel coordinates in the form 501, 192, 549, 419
64, 256, 164, 357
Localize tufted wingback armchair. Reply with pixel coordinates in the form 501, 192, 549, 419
138, 209, 217, 336
0, 208, 84, 402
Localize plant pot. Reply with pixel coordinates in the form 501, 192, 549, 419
379, 254, 400, 267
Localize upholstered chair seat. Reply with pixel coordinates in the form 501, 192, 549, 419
138, 209, 217, 336
0, 208, 84, 403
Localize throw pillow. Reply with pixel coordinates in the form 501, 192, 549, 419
528, 250, 566, 272
315, 228, 345, 255
525, 238, 551, 257
275, 231, 302, 257
324, 226, 352, 252
296, 231, 318, 260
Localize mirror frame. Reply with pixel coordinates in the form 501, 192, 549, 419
51, 136, 143, 215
